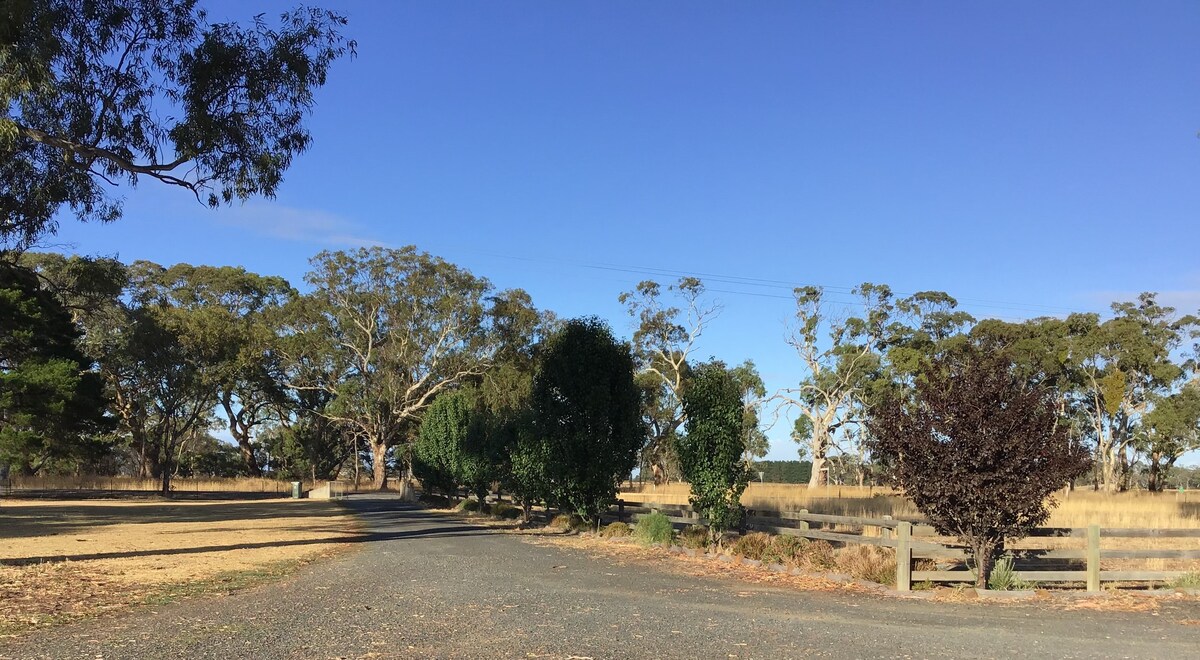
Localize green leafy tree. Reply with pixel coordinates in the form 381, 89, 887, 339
1, 0, 354, 248
529, 317, 644, 524
413, 386, 501, 504
867, 344, 1092, 588
0, 260, 109, 473
146, 264, 295, 475
1074, 295, 1197, 490
1141, 384, 1200, 491
677, 361, 751, 545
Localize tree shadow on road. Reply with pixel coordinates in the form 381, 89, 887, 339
1, 521, 491, 565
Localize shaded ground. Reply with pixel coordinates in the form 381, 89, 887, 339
3, 494, 1199, 659
0, 499, 359, 633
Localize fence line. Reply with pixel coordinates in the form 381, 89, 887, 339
610, 500, 1199, 592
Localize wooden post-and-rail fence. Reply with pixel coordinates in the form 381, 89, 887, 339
608, 501, 1200, 592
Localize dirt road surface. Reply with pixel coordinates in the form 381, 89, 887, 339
3, 494, 1198, 659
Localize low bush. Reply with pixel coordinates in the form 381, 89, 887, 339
633, 512, 675, 546
549, 513, 587, 531
796, 540, 837, 570
456, 498, 483, 513
761, 535, 808, 565
600, 521, 632, 538
491, 502, 522, 520
678, 525, 710, 550
730, 532, 772, 560
834, 545, 895, 585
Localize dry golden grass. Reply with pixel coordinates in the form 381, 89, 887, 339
622, 482, 1200, 576
620, 482, 1200, 529
0, 499, 359, 634
5, 475, 294, 493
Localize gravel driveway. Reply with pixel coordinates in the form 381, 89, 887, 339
3, 494, 1198, 659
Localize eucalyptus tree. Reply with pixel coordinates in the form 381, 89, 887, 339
1073, 294, 1197, 490
1139, 384, 1200, 491
146, 264, 295, 475
298, 247, 496, 490
1, 0, 354, 249
780, 284, 972, 487
778, 283, 893, 487
729, 360, 769, 462
619, 277, 719, 484
82, 261, 223, 492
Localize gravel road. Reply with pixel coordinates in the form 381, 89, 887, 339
3, 494, 1198, 659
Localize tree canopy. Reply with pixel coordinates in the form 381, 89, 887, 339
1, 0, 354, 248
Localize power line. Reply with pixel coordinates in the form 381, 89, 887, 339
441, 245, 1105, 320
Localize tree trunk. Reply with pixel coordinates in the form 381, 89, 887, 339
808, 428, 829, 488
809, 443, 828, 488
236, 438, 263, 477
371, 440, 389, 490
972, 539, 998, 589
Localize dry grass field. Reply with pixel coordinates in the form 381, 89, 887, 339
620, 482, 1200, 578
0, 499, 360, 635
620, 482, 1200, 529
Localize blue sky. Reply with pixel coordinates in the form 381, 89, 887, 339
50, 1, 1200, 462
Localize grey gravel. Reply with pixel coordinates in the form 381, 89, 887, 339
3, 493, 1198, 659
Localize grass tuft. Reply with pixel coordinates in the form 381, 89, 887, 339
633, 512, 675, 546
834, 544, 895, 585
600, 521, 632, 538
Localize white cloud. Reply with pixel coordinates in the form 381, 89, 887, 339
217, 203, 388, 248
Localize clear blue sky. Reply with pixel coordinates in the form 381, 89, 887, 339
51, 1, 1200, 462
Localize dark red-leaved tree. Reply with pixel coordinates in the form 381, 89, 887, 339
867, 346, 1092, 588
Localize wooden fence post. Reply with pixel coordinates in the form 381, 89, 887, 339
896, 521, 912, 592
797, 508, 810, 531
1087, 524, 1101, 592
881, 515, 893, 540
618, 500, 625, 523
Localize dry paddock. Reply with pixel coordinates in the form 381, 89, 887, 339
0, 498, 360, 634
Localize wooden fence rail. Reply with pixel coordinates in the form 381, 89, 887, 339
610, 501, 1200, 592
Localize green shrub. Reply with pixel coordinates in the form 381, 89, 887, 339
600, 521, 632, 538
456, 498, 482, 512
730, 532, 772, 560
633, 512, 675, 546
678, 525, 710, 550
1170, 571, 1200, 589
796, 540, 837, 570
762, 534, 808, 565
835, 545, 895, 585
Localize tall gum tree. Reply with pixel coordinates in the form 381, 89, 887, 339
778, 284, 972, 487
297, 247, 496, 490
146, 264, 295, 476
619, 277, 719, 484
1074, 294, 1197, 491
